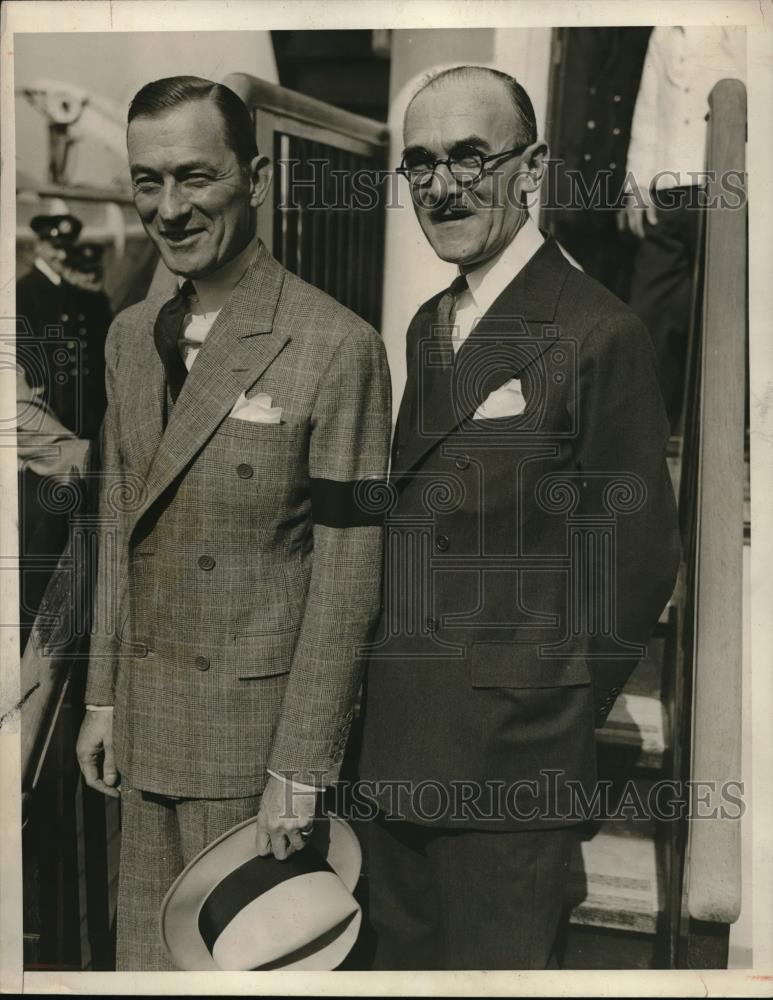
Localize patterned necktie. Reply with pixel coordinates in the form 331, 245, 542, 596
153, 279, 194, 407
434, 273, 469, 368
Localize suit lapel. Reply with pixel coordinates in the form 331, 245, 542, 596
128, 243, 289, 538
393, 237, 571, 481
118, 296, 168, 486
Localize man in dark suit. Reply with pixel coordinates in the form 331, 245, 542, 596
359, 65, 680, 970
74, 76, 391, 969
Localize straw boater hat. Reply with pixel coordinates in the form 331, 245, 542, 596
160, 815, 362, 971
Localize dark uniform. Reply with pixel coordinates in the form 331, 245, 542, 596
16, 217, 112, 649
545, 28, 652, 297
16, 266, 110, 440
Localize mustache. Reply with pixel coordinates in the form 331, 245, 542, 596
411, 172, 520, 213
413, 187, 490, 214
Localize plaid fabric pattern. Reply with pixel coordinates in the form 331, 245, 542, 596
86, 242, 392, 796
116, 784, 260, 970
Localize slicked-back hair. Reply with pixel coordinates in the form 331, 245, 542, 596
408, 65, 538, 147
128, 76, 259, 167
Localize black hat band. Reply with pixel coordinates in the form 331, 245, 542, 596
197, 847, 334, 956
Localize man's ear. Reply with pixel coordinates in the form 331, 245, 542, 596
519, 140, 549, 193
249, 155, 273, 209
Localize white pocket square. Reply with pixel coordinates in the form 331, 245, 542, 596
473, 378, 526, 420
228, 391, 283, 424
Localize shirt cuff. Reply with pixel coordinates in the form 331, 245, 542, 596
86, 704, 114, 711
267, 769, 322, 794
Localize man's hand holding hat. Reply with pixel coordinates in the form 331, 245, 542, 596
161, 813, 362, 970
256, 774, 317, 860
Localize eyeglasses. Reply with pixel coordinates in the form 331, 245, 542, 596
396, 144, 529, 187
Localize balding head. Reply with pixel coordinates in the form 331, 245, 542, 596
405, 66, 537, 148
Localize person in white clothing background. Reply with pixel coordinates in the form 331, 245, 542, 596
619, 26, 746, 431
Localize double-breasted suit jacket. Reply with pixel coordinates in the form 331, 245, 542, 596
86, 242, 391, 799
360, 237, 681, 829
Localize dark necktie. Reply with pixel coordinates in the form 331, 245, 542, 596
434, 273, 469, 369
153, 280, 194, 407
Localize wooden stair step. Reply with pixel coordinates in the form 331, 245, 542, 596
595, 693, 668, 769
568, 820, 662, 935
624, 640, 664, 698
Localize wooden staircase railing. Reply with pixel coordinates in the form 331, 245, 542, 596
678, 77, 747, 964
554, 74, 748, 969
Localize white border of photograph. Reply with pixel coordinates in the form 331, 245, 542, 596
1, 1, 771, 995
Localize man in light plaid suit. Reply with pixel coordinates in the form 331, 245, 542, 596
75, 76, 391, 970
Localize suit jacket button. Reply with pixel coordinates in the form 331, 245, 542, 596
435, 534, 450, 551
198, 555, 216, 571
455, 456, 470, 470
237, 463, 254, 479
195, 655, 210, 671
426, 617, 438, 633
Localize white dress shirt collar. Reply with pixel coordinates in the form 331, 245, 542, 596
460, 214, 545, 318
34, 256, 63, 286
451, 216, 545, 351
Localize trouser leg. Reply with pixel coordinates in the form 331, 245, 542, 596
116, 787, 259, 970
368, 813, 577, 970
174, 794, 260, 867
116, 786, 183, 971
425, 824, 577, 970
367, 813, 443, 970
628, 192, 702, 429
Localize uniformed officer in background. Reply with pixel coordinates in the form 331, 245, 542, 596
544, 27, 652, 299
16, 212, 113, 650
